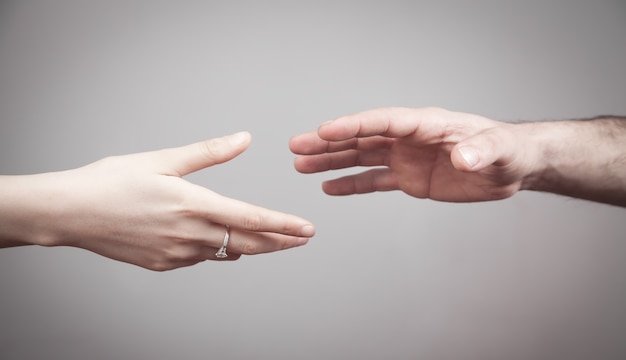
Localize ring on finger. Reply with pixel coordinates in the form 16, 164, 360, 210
215, 225, 230, 259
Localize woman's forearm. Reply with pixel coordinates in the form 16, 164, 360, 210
0, 173, 65, 248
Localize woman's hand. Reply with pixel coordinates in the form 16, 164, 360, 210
0, 132, 315, 271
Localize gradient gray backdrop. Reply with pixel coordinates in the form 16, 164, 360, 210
1, 1, 625, 359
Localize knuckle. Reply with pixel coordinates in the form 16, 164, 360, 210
162, 249, 183, 263
241, 212, 263, 231
161, 244, 194, 264
239, 240, 258, 255
143, 238, 203, 272
279, 238, 295, 251
197, 140, 223, 161
146, 260, 173, 272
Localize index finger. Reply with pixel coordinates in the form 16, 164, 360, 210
290, 130, 394, 155
318, 107, 422, 141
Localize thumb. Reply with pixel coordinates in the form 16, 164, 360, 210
157, 132, 252, 176
450, 127, 515, 172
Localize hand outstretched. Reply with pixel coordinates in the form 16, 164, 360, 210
1, 132, 315, 271
290, 107, 537, 202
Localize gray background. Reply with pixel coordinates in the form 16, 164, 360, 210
1, 1, 625, 359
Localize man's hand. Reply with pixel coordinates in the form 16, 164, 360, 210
290, 107, 537, 202
290, 107, 626, 206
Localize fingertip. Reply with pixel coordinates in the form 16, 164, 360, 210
229, 131, 252, 147
451, 144, 485, 173
321, 180, 331, 194
452, 126, 514, 172
317, 119, 339, 139
457, 146, 481, 170
301, 224, 316, 237
288, 134, 301, 152
295, 237, 310, 246
292, 156, 301, 172
318, 120, 334, 129
321, 180, 342, 195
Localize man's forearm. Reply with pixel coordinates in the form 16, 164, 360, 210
521, 116, 626, 206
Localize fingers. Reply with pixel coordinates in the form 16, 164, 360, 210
321, 168, 399, 195
294, 148, 390, 174
289, 107, 421, 154
153, 132, 252, 176
215, 196, 315, 237
225, 227, 309, 256
150, 222, 307, 270
183, 225, 309, 263
289, 131, 339, 154
184, 187, 315, 238
290, 107, 481, 157
316, 107, 427, 141
310, 107, 497, 144
289, 132, 392, 155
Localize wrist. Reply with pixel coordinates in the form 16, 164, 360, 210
518, 117, 626, 205
517, 120, 566, 193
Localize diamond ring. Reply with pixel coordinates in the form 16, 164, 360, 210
215, 225, 230, 259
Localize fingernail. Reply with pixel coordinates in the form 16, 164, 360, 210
296, 237, 309, 245
301, 225, 315, 237
458, 146, 480, 168
320, 120, 334, 127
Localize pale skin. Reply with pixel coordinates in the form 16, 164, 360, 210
0, 132, 316, 271
289, 107, 626, 207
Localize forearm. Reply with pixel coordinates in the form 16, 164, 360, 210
0, 173, 65, 248
521, 116, 626, 206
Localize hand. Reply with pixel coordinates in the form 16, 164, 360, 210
0, 132, 315, 271
289, 107, 538, 202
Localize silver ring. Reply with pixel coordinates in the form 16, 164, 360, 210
215, 225, 230, 258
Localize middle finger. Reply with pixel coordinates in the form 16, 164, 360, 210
294, 148, 390, 174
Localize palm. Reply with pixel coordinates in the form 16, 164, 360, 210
390, 138, 522, 202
